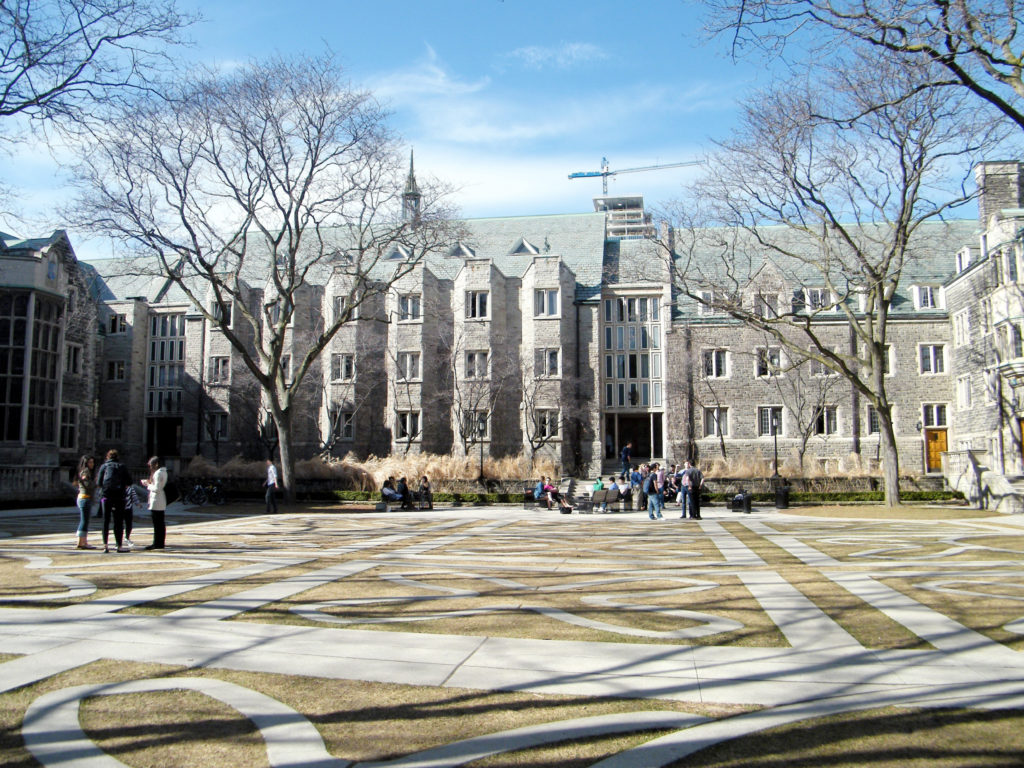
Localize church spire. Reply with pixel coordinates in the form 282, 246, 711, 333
402, 150, 422, 224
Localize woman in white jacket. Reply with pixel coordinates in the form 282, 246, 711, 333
141, 456, 167, 550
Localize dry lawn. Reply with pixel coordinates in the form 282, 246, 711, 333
880, 574, 1024, 652
0, 659, 741, 767
236, 566, 790, 647
779, 505, 996, 520
669, 706, 1024, 768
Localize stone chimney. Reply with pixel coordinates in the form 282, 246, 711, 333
975, 161, 1024, 225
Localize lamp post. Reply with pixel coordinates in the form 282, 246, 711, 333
477, 416, 486, 486
771, 411, 781, 484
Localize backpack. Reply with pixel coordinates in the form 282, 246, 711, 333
642, 475, 653, 495
98, 461, 129, 496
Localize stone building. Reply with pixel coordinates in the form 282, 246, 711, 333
8, 162, 1024, 501
945, 161, 1024, 481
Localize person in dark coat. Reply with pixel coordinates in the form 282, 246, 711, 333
95, 449, 132, 553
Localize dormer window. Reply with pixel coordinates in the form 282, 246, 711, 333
913, 284, 942, 310
511, 238, 539, 255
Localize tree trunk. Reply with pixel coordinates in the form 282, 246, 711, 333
878, 412, 901, 507
274, 408, 296, 504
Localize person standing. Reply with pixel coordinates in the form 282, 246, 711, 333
96, 449, 131, 553
264, 458, 279, 514
684, 460, 704, 520
74, 455, 97, 550
418, 476, 433, 510
141, 456, 167, 549
620, 441, 633, 478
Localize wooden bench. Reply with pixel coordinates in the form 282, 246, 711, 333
590, 488, 627, 512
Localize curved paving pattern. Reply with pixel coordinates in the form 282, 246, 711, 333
1, 503, 1023, 766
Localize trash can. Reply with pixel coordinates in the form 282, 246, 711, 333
775, 485, 790, 509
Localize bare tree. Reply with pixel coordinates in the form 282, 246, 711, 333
668, 57, 998, 505
705, 0, 1024, 133
70, 54, 457, 500
0, 0, 193, 135
766, 350, 846, 474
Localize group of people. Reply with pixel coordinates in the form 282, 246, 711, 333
75, 450, 168, 552
381, 476, 433, 510
533, 476, 575, 510
625, 460, 704, 520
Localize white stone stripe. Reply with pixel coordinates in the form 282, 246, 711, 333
23, 677, 348, 768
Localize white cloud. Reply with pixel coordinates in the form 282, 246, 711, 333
506, 42, 608, 70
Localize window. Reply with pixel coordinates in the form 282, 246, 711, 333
1006, 323, 1024, 359
280, 355, 292, 385
809, 356, 835, 377
397, 411, 420, 439
330, 406, 354, 440
333, 295, 356, 322
866, 405, 880, 435
64, 343, 81, 375
922, 403, 947, 428
957, 375, 973, 410
703, 349, 727, 378
536, 409, 559, 438
103, 418, 123, 441
465, 291, 488, 319
398, 293, 421, 321
704, 407, 728, 437
813, 406, 838, 435
213, 301, 232, 326
754, 293, 778, 318
106, 360, 126, 381
205, 413, 229, 440
758, 406, 783, 436
756, 347, 781, 377
59, 407, 77, 449
465, 350, 488, 379
537, 348, 560, 377
1008, 250, 1019, 283
209, 356, 230, 384
465, 410, 489, 439
953, 310, 971, 347
534, 289, 559, 317
980, 298, 992, 335
919, 344, 945, 374
269, 298, 293, 325
803, 288, 835, 311
331, 353, 355, 381
107, 313, 127, 334
397, 351, 421, 380
916, 285, 938, 309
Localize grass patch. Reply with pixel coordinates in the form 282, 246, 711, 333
720, 524, 927, 650
880, 574, 1024, 651
0, 659, 741, 766
234, 566, 790, 647
670, 706, 1024, 767
778, 505, 998, 520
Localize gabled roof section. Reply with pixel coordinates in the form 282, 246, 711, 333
448, 242, 475, 259
509, 237, 540, 255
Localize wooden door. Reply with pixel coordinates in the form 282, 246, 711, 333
925, 428, 947, 473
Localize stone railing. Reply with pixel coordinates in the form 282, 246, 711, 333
0, 466, 67, 501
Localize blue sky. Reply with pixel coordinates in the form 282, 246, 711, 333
9, 0, 775, 259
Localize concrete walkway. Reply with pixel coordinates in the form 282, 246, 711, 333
2, 503, 1023, 766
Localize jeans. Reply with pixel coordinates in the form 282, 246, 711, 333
265, 484, 278, 513
76, 497, 91, 537
647, 494, 661, 519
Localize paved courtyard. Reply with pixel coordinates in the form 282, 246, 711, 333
1, 501, 1023, 766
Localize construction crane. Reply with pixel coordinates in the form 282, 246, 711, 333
568, 157, 702, 195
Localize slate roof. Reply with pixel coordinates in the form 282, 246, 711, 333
671, 218, 980, 319
82, 212, 611, 304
